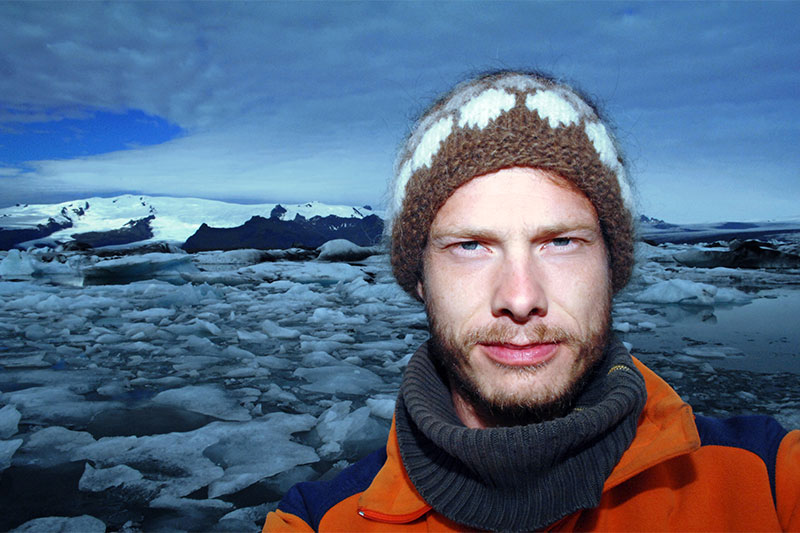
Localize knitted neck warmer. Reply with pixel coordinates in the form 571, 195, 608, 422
395, 336, 647, 532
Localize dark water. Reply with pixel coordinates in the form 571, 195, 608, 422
626, 289, 799, 375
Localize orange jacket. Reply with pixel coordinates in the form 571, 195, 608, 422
265, 359, 800, 531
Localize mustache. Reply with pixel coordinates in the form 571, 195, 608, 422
461, 322, 578, 347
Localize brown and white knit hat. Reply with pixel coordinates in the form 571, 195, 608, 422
387, 71, 636, 298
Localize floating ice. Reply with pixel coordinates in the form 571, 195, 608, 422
79, 463, 144, 492
317, 239, 380, 262
261, 319, 301, 339
294, 364, 385, 395
0, 405, 21, 438
0, 249, 35, 278
205, 413, 318, 498
634, 279, 752, 306
0, 438, 22, 471
82, 252, 199, 284
308, 307, 366, 325
16, 426, 96, 468
152, 385, 252, 422
315, 401, 387, 460
367, 397, 396, 420
2, 386, 122, 426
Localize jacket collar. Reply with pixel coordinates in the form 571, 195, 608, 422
357, 357, 700, 524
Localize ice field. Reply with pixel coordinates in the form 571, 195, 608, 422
1, 238, 798, 532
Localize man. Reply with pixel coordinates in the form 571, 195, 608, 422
265, 71, 799, 531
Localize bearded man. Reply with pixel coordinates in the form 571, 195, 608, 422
265, 71, 799, 532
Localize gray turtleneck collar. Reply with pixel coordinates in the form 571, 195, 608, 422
394, 336, 647, 532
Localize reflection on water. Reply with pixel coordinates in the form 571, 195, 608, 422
623, 289, 800, 374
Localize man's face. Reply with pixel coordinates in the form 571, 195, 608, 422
419, 167, 612, 427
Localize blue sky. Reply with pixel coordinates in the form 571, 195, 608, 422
1, 1, 798, 223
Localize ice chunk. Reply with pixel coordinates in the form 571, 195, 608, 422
204, 413, 319, 498
0, 438, 23, 471
683, 346, 744, 359
3, 386, 123, 426
152, 385, 252, 422
294, 364, 385, 395
237, 329, 269, 343
634, 279, 751, 306
79, 428, 225, 500
315, 402, 387, 460
316, 239, 380, 262
17, 426, 96, 468
261, 383, 298, 404
316, 402, 368, 458
261, 319, 301, 339
367, 397, 396, 420
308, 307, 367, 325
222, 345, 256, 359
0, 404, 21, 438
149, 494, 234, 510
24, 324, 49, 340
0, 249, 35, 278
82, 252, 200, 284
79, 463, 144, 492
9, 515, 106, 533
301, 351, 338, 366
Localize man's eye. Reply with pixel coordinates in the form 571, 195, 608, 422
551, 237, 573, 247
459, 241, 481, 251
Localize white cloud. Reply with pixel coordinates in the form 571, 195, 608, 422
0, 2, 798, 222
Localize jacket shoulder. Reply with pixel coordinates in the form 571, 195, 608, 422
271, 447, 387, 531
694, 414, 788, 502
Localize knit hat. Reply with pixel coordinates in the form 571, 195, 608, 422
387, 71, 635, 297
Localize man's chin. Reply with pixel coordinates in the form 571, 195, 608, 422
447, 341, 606, 427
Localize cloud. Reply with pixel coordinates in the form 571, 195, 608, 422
0, 2, 798, 222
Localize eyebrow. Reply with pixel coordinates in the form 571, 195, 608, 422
430, 222, 600, 242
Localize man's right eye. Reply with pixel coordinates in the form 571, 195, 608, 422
457, 241, 484, 251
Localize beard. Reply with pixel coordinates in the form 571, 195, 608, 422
426, 301, 611, 427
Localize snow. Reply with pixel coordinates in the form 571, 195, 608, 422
0, 195, 384, 246
0, 232, 797, 531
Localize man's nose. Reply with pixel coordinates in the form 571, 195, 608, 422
491, 251, 548, 323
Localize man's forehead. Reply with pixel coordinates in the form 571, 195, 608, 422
430, 167, 600, 234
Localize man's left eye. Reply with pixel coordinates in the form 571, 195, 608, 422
551, 237, 572, 247
459, 241, 481, 251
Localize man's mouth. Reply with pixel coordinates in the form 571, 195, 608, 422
478, 341, 560, 367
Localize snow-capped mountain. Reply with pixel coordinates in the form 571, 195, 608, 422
638, 214, 800, 245
0, 195, 384, 250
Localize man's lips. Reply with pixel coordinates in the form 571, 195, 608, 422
478, 341, 559, 367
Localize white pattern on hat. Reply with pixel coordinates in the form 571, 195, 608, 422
389, 116, 454, 222
411, 116, 453, 172
458, 88, 516, 130
525, 90, 581, 128
585, 121, 634, 209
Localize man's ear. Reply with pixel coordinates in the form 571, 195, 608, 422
416, 280, 425, 301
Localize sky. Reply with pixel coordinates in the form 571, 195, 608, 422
0, 1, 798, 224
